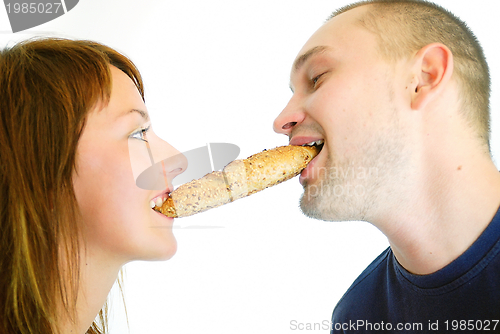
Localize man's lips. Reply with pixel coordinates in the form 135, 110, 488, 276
299, 154, 321, 185
289, 136, 325, 147
288, 137, 325, 185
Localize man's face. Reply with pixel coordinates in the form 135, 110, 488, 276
273, 6, 410, 222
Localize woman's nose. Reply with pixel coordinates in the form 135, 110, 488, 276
163, 149, 187, 180
152, 139, 187, 180
135, 136, 188, 190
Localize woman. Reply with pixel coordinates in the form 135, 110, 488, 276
0, 38, 185, 333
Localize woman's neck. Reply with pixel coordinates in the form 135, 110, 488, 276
60, 247, 124, 333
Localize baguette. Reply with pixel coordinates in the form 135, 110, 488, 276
155, 145, 321, 218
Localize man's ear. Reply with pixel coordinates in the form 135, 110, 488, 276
410, 43, 454, 110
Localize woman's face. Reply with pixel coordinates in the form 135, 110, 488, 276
73, 66, 184, 263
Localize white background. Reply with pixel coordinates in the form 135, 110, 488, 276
1, 1, 499, 333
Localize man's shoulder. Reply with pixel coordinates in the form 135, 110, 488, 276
333, 247, 393, 318
332, 233, 500, 332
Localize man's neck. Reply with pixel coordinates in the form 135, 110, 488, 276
375, 145, 500, 275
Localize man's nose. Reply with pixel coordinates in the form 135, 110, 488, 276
273, 96, 305, 137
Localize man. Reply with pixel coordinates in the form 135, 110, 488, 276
273, 0, 500, 332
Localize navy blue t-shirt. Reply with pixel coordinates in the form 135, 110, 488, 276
332, 206, 500, 333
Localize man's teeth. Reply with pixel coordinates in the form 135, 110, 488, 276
302, 139, 324, 146
150, 196, 168, 209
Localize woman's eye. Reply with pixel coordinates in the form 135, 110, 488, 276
130, 125, 151, 142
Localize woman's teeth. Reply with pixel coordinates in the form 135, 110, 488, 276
150, 196, 168, 209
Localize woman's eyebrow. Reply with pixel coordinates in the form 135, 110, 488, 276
118, 108, 150, 121
131, 108, 150, 121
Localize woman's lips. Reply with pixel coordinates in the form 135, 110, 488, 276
150, 187, 173, 209
150, 195, 169, 209
152, 208, 174, 223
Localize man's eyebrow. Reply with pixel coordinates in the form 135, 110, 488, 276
293, 46, 330, 73
289, 46, 330, 92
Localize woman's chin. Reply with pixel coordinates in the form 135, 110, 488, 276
149, 236, 178, 261
128, 231, 178, 262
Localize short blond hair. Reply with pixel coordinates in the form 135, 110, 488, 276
331, 0, 491, 149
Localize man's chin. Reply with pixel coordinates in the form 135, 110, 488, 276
299, 187, 363, 222
299, 192, 331, 221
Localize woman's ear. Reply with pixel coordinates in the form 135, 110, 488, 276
410, 43, 454, 110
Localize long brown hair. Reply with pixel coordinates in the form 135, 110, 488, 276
0, 38, 144, 334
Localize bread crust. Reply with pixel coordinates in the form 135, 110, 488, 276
156, 145, 320, 218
